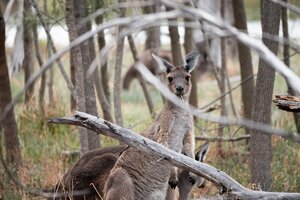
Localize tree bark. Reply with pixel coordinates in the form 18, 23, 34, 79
232, 0, 254, 135
143, 1, 160, 51
66, 0, 100, 152
95, 0, 111, 105
250, 0, 281, 191
281, 0, 300, 133
184, 7, 197, 109
0, 8, 21, 166
44, 0, 54, 107
32, 22, 46, 116
165, 6, 183, 66
113, 0, 126, 126
23, 0, 34, 103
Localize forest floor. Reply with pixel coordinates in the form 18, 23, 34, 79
1, 48, 300, 199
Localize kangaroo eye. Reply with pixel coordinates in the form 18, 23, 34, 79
185, 76, 190, 81
168, 77, 173, 83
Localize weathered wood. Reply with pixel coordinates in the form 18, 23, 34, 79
48, 111, 300, 200
273, 95, 300, 112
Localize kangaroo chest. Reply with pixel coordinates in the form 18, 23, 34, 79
168, 111, 193, 152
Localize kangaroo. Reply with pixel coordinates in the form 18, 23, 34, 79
123, 41, 211, 91
167, 142, 210, 200
50, 142, 209, 200
103, 52, 199, 200
51, 145, 127, 200
123, 49, 172, 90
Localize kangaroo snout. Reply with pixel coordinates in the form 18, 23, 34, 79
176, 86, 184, 96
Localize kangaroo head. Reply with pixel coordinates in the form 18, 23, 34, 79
152, 52, 199, 99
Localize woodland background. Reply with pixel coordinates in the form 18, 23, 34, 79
0, 0, 299, 199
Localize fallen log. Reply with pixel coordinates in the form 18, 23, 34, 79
48, 111, 300, 200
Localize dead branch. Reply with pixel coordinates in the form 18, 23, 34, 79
273, 95, 300, 112
195, 135, 250, 142
48, 111, 300, 200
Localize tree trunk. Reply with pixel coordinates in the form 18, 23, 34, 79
232, 0, 254, 135
165, 6, 183, 66
217, 0, 227, 158
143, 2, 160, 51
66, 0, 100, 153
250, 0, 281, 191
184, 12, 197, 109
23, 0, 34, 103
44, 0, 54, 107
75, 0, 100, 151
113, 0, 126, 126
281, 0, 300, 134
0, 9, 21, 166
95, 0, 110, 105
32, 22, 46, 116
95, 0, 113, 121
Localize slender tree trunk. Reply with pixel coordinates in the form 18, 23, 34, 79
0, 9, 21, 166
183, 4, 198, 120
281, 0, 300, 133
95, 0, 112, 121
23, 0, 34, 103
66, 0, 100, 152
32, 22, 46, 116
66, 0, 87, 152
143, 2, 160, 51
47, 46, 54, 106
250, 0, 281, 191
232, 0, 254, 135
217, 1, 227, 158
113, 0, 126, 126
165, 6, 183, 66
184, 14, 197, 109
95, 0, 110, 104
44, 0, 54, 107
75, 0, 100, 151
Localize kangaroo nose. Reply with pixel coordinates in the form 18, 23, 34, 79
176, 86, 184, 93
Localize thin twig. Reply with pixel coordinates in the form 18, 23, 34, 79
195, 135, 250, 142
30, 0, 77, 100
200, 74, 256, 109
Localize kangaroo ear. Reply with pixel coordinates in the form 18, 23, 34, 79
195, 141, 209, 162
184, 51, 199, 73
152, 53, 174, 73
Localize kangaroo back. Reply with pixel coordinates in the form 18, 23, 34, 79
51, 146, 126, 200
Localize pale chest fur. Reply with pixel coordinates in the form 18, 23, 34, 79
148, 105, 194, 153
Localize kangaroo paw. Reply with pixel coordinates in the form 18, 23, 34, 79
168, 177, 178, 189
188, 172, 197, 185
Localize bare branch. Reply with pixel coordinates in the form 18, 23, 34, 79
195, 135, 250, 142
48, 111, 300, 200
136, 63, 300, 143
